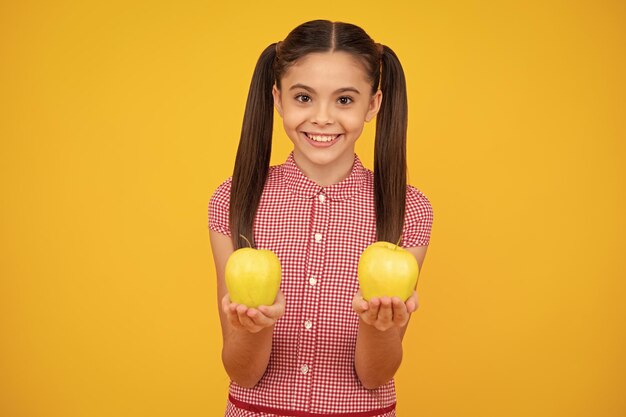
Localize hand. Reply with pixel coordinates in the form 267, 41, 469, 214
222, 290, 286, 333
352, 289, 418, 331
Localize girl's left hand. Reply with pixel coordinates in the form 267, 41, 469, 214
352, 290, 419, 331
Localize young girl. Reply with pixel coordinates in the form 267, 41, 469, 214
209, 20, 433, 417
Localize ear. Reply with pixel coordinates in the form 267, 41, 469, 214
272, 84, 283, 118
364, 89, 382, 123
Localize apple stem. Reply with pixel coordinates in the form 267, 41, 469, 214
239, 234, 252, 248
393, 234, 403, 250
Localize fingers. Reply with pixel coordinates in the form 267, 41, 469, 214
362, 297, 381, 325
372, 297, 394, 331
225, 287, 418, 334
223, 292, 286, 333
391, 297, 409, 327
356, 292, 418, 331
236, 304, 259, 331
258, 291, 286, 320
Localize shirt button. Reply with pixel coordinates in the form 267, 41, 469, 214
304, 320, 312, 330
318, 194, 326, 202
301, 364, 309, 375
314, 233, 322, 242
309, 277, 317, 286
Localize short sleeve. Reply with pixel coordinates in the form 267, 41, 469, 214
208, 177, 232, 237
401, 185, 434, 247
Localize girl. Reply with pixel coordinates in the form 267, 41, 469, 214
209, 20, 433, 417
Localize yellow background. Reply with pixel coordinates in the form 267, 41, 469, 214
1, 0, 624, 416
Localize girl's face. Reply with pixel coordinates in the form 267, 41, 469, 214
272, 51, 382, 177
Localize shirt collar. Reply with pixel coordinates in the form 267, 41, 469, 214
280, 152, 368, 201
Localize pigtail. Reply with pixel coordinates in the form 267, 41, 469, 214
229, 43, 277, 249
374, 45, 408, 243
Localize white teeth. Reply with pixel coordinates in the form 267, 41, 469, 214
307, 134, 339, 143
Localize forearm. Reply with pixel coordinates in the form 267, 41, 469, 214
354, 319, 404, 389
222, 325, 274, 388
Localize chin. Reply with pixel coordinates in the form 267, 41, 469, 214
300, 148, 350, 167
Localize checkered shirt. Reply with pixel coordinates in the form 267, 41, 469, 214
209, 152, 434, 416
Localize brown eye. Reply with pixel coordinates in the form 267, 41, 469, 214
338, 96, 353, 105
295, 94, 311, 103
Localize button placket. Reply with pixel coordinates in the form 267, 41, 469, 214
296, 189, 329, 410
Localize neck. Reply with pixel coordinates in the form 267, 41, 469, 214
292, 151, 355, 187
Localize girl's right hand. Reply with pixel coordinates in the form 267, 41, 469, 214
221, 290, 286, 333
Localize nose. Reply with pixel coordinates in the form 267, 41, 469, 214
311, 103, 334, 125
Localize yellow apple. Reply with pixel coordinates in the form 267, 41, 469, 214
358, 241, 419, 301
225, 247, 281, 308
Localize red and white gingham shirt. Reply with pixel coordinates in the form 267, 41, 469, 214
209, 152, 433, 417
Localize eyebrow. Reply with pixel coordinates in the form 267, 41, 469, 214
288, 83, 361, 95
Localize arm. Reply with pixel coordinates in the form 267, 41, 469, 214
353, 245, 429, 389
210, 230, 285, 388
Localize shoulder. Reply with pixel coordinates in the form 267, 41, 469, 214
402, 184, 434, 247
406, 185, 434, 219
208, 177, 232, 236
208, 164, 283, 220
209, 176, 232, 207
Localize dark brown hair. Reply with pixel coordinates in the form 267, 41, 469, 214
230, 20, 408, 249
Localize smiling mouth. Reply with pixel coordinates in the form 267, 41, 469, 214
304, 132, 342, 143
